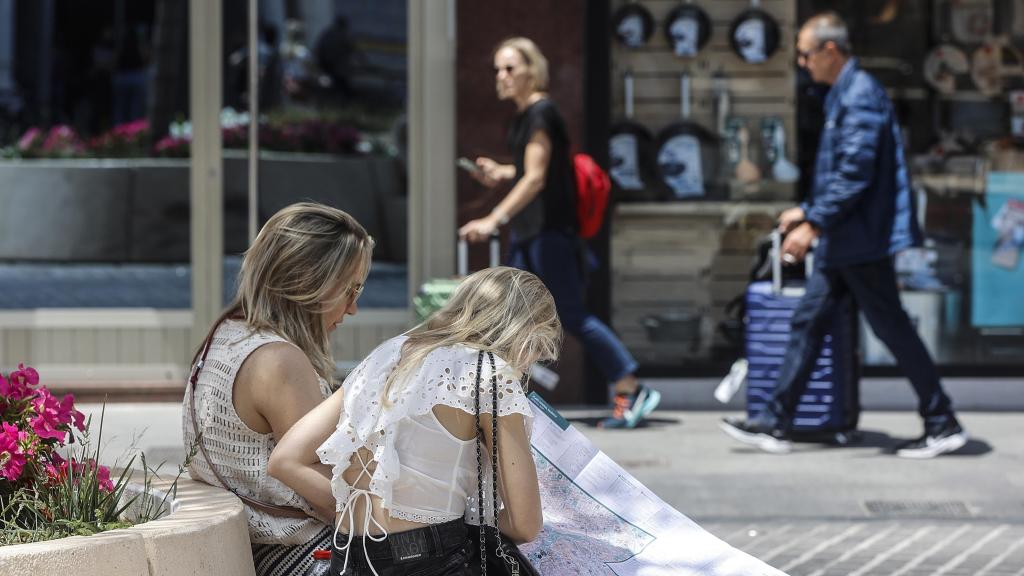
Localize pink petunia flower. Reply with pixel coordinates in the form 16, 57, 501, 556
3, 360, 41, 397
56, 393, 86, 432
29, 389, 68, 443
0, 422, 28, 481
0, 363, 38, 400
17, 127, 42, 151
11, 364, 40, 386
95, 463, 114, 493
43, 451, 69, 485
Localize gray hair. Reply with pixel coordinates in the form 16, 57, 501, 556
805, 12, 851, 54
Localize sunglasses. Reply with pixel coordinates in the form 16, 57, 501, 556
796, 44, 825, 63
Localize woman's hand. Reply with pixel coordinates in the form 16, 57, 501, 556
458, 216, 500, 244
471, 157, 514, 188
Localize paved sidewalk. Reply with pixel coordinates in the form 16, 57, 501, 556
83, 403, 1024, 575
570, 410, 1024, 576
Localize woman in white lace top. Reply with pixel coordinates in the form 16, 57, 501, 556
182, 202, 374, 576
270, 266, 561, 575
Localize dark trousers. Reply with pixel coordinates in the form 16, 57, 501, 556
508, 230, 638, 383
767, 257, 955, 435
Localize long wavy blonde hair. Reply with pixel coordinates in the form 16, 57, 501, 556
384, 266, 562, 401
197, 202, 374, 381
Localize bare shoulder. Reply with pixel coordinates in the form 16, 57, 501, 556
234, 341, 322, 434
239, 341, 319, 391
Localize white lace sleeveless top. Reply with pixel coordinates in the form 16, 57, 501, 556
316, 335, 533, 527
182, 319, 332, 546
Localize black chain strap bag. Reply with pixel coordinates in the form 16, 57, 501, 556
464, 351, 540, 576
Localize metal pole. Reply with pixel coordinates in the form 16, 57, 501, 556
248, 0, 259, 243
190, 0, 224, 346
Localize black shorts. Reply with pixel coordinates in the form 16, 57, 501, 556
330, 518, 472, 576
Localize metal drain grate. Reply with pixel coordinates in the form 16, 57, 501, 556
863, 500, 973, 518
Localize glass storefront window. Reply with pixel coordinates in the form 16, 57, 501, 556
0, 0, 200, 309
0, 0, 408, 313
249, 0, 409, 310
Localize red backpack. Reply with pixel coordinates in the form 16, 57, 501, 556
573, 153, 611, 239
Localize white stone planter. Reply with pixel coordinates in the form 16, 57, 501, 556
0, 475, 256, 576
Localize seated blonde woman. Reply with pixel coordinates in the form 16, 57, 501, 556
182, 202, 373, 576
270, 266, 560, 575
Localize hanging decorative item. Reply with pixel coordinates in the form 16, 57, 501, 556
769, 122, 799, 183
609, 70, 659, 200
923, 44, 970, 94
950, 0, 993, 45
734, 124, 761, 185
663, 0, 712, 58
729, 0, 780, 64
656, 72, 719, 199
611, 1, 656, 49
971, 39, 1024, 97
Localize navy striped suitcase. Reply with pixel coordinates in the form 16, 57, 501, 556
744, 252, 860, 442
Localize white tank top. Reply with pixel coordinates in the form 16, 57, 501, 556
182, 319, 332, 545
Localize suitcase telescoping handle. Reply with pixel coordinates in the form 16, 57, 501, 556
770, 229, 814, 295
457, 232, 501, 277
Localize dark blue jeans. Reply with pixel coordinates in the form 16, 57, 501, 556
767, 257, 955, 435
508, 230, 638, 383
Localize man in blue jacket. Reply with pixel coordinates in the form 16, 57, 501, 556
721, 12, 967, 458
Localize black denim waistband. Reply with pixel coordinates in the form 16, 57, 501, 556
332, 518, 467, 562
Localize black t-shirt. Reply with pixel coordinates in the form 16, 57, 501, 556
506, 99, 577, 240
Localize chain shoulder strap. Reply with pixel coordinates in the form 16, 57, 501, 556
475, 350, 524, 576
188, 317, 309, 519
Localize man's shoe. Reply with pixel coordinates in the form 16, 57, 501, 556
719, 416, 792, 454
599, 384, 660, 429
896, 421, 968, 459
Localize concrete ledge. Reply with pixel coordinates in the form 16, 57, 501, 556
0, 475, 255, 576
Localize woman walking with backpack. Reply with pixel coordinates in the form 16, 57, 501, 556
459, 37, 659, 429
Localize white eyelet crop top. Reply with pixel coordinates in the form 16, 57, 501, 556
316, 335, 533, 529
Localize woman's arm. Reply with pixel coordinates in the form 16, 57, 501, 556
266, 386, 345, 524
459, 130, 552, 243
479, 412, 543, 543
233, 343, 334, 522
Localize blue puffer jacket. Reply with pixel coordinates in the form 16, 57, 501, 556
802, 58, 921, 268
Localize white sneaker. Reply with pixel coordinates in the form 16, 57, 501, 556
896, 424, 968, 459
719, 417, 792, 454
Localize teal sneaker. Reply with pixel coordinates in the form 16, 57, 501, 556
599, 384, 661, 429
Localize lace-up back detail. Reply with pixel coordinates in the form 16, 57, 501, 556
316, 335, 533, 530
182, 319, 332, 545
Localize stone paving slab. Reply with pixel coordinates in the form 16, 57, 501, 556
700, 520, 1024, 576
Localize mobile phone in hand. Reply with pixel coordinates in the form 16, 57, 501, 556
457, 157, 482, 174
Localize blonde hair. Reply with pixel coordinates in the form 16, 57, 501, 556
495, 37, 549, 92
383, 267, 562, 402
198, 202, 374, 381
